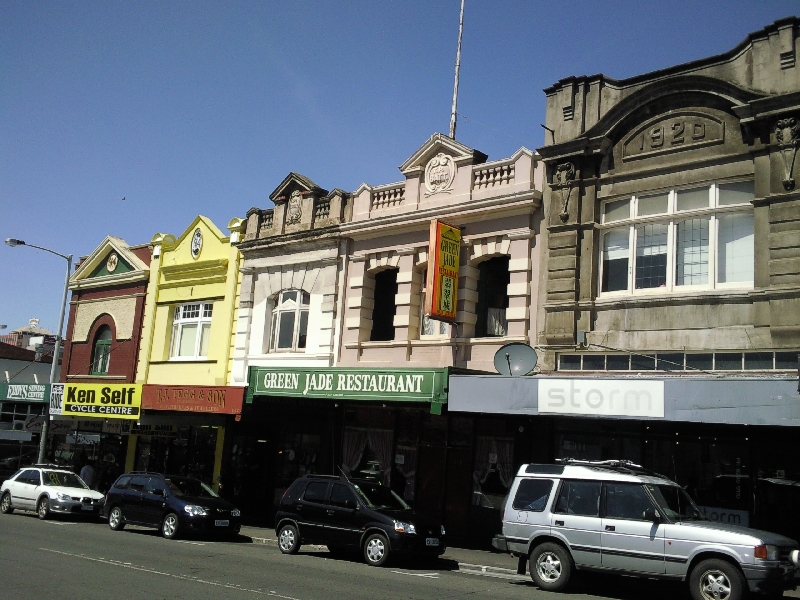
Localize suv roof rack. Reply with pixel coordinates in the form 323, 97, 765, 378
127, 470, 163, 475
555, 458, 666, 478
305, 474, 341, 480
32, 463, 65, 469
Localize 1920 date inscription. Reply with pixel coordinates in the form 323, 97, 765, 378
623, 112, 724, 161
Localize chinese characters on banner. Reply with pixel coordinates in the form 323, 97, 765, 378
424, 219, 461, 322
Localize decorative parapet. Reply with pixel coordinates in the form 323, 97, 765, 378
473, 158, 515, 190
371, 182, 405, 210
314, 197, 331, 220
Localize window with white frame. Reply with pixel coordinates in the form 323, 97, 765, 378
269, 290, 309, 351
599, 181, 754, 296
419, 268, 450, 338
170, 302, 213, 359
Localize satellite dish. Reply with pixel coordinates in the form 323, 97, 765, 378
494, 342, 538, 377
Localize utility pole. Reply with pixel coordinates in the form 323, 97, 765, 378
449, 0, 465, 139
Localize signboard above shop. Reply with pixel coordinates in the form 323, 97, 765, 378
52, 383, 143, 420
424, 220, 461, 323
248, 367, 448, 413
0, 383, 50, 403
142, 384, 244, 415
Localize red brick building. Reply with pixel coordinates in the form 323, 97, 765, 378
61, 236, 150, 384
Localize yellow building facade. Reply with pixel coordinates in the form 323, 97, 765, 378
129, 215, 246, 490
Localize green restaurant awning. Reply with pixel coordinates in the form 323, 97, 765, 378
247, 367, 448, 414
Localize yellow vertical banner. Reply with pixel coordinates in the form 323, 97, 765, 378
424, 220, 461, 322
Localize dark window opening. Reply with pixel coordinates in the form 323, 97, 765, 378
686, 354, 713, 371
559, 355, 581, 370
582, 354, 605, 370
744, 352, 773, 370
606, 355, 630, 370
475, 256, 510, 338
715, 353, 742, 370
658, 353, 684, 371
370, 269, 398, 341
631, 354, 656, 370
776, 352, 799, 370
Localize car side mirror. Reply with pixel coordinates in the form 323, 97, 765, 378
153, 489, 166, 497
643, 508, 661, 522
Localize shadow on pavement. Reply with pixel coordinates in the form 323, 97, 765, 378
302, 549, 460, 572
506, 572, 689, 600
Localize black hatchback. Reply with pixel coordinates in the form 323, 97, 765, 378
274, 474, 446, 566
102, 472, 241, 539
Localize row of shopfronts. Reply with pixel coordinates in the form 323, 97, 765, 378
3, 18, 799, 545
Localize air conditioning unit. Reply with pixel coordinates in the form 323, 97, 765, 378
13, 421, 25, 431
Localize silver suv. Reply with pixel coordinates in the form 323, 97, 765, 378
492, 460, 799, 599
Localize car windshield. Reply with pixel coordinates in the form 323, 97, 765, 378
166, 478, 218, 498
647, 484, 707, 522
42, 471, 88, 489
353, 482, 410, 511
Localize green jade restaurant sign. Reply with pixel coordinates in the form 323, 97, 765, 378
248, 367, 448, 414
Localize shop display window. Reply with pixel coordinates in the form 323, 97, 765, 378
646, 436, 750, 526
472, 436, 514, 509
274, 431, 321, 505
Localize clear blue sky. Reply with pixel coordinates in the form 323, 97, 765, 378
0, 1, 794, 333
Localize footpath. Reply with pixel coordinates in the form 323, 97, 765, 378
239, 525, 524, 580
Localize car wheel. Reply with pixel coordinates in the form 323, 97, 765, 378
277, 524, 300, 554
108, 506, 125, 531
0, 492, 13, 514
689, 558, 745, 600
37, 497, 50, 520
161, 513, 180, 540
363, 533, 390, 567
530, 542, 573, 592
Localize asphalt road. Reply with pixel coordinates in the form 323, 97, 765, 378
0, 509, 784, 600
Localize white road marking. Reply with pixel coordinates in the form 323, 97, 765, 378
390, 570, 439, 579
175, 540, 209, 546
457, 567, 528, 582
40, 548, 302, 599
43, 521, 77, 525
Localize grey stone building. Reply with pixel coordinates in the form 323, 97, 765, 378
536, 17, 800, 373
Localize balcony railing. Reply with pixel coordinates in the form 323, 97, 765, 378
371, 183, 405, 210
473, 161, 515, 190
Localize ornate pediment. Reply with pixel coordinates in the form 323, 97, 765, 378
269, 172, 327, 203
70, 236, 150, 290
399, 133, 487, 176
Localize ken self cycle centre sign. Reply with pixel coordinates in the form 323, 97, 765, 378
62, 384, 143, 419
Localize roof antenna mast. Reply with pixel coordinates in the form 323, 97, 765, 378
449, 0, 465, 139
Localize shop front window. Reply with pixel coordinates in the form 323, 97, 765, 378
170, 303, 213, 359
341, 427, 394, 486
472, 437, 514, 508
269, 289, 310, 352
91, 325, 112, 375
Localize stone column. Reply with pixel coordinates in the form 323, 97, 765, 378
392, 248, 416, 341
344, 256, 374, 344
506, 232, 533, 338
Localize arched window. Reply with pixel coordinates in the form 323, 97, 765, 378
91, 326, 112, 375
475, 256, 510, 337
269, 290, 310, 351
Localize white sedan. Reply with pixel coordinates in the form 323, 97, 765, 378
1, 466, 105, 519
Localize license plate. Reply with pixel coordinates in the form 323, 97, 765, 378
215, 520, 229, 527
81, 505, 95, 511
425, 538, 439, 546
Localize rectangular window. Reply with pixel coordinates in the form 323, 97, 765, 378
602, 228, 629, 292
512, 479, 554, 512
631, 354, 655, 370
776, 352, 799, 370
605, 483, 655, 521
715, 353, 742, 370
606, 355, 630, 370
635, 223, 668, 289
170, 302, 213, 359
598, 182, 753, 296
554, 480, 601, 516
686, 353, 713, 371
582, 355, 605, 370
559, 355, 581, 370
718, 212, 754, 283
675, 218, 709, 286
744, 352, 773, 370
657, 353, 684, 371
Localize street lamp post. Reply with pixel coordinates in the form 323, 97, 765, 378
5, 238, 73, 464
